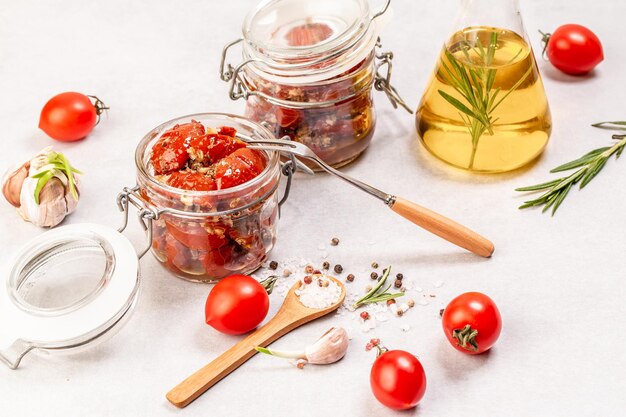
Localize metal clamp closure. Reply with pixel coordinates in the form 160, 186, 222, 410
374, 38, 413, 113
117, 187, 158, 259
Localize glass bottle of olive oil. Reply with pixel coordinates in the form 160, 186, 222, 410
416, 2, 551, 173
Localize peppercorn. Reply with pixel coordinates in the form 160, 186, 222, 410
313, 269, 322, 275
397, 309, 404, 317
370, 272, 378, 280
296, 362, 306, 369
282, 268, 292, 277
305, 265, 314, 274
331, 237, 340, 246
269, 260, 278, 270
394, 279, 402, 288
360, 311, 370, 320
439, 308, 445, 317
386, 299, 396, 306
322, 261, 330, 270
371, 262, 379, 269
334, 264, 343, 274
303, 276, 313, 285
396, 273, 403, 280
346, 274, 355, 282
317, 278, 329, 287
407, 299, 415, 308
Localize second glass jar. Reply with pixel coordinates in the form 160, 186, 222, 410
220, 0, 409, 169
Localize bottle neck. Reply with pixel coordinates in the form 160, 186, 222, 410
455, 0, 526, 38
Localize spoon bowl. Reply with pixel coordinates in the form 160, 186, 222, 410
166, 276, 345, 408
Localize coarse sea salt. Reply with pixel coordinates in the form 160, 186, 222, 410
295, 276, 342, 309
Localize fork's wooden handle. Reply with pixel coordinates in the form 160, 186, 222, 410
166, 311, 304, 408
390, 197, 494, 258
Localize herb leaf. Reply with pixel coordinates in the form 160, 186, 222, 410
353, 266, 404, 309
516, 122, 626, 215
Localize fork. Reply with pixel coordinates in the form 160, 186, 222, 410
238, 134, 494, 258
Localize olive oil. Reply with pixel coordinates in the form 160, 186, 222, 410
416, 27, 551, 173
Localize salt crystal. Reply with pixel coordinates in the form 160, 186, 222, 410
321, 251, 328, 259
400, 324, 411, 332
389, 303, 399, 315
418, 299, 429, 306
296, 276, 342, 309
414, 286, 423, 293
318, 244, 326, 251
375, 312, 389, 322
399, 303, 410, 313
434, 280, 444, 288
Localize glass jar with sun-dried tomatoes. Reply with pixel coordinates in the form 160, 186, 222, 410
133, 113, 282, 283
220, 0, 410, 169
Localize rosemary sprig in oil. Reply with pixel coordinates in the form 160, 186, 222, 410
438, 32, 531, 169
516, 121, 626, 215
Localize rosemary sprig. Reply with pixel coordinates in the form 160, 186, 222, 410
260, 275, 279, 295
516, 121, 626, 215
438, 32, 531, 169
30, 151, 82, 204
353, 266, 404, 309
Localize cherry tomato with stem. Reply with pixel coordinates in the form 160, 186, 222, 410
205, 274, 275, 335
441, 292, 502, 354
540, 24, 604, 75
39, 92, 109, 141
368, 340, 427, 410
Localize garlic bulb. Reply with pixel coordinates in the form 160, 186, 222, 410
255, 327, 349, 366
2, 147, 81, 228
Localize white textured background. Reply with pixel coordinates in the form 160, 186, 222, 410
1, 1, 625, 416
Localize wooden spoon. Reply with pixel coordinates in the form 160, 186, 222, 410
166, 276, 346, 408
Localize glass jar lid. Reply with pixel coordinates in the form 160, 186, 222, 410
0, 223, 140, 369
241, 0, 392, 82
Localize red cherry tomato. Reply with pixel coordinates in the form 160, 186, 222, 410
542, 24, 604, 75
204, 274, 269, 335
151, 120, 205, 175
39, 92, 108, 142
370, 350, 427, 410
213, 148, 266, 190
441, 292, 502, 354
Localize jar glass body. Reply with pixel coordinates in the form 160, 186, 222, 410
243, 53, 377, 168
221, 0, 398, 169
135, 114, 281, 282
415, 0, 551, 173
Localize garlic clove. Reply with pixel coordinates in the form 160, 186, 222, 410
18, 175, 80, 228
304, 327, 349, 365
2, 162, 30, 207
255, 327, 350, 366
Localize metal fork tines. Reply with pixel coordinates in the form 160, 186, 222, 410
236, 133, 392, 204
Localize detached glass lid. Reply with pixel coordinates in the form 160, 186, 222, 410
0, 223, 140, 369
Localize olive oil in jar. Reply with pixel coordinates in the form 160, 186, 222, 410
416, 27, 551, 173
